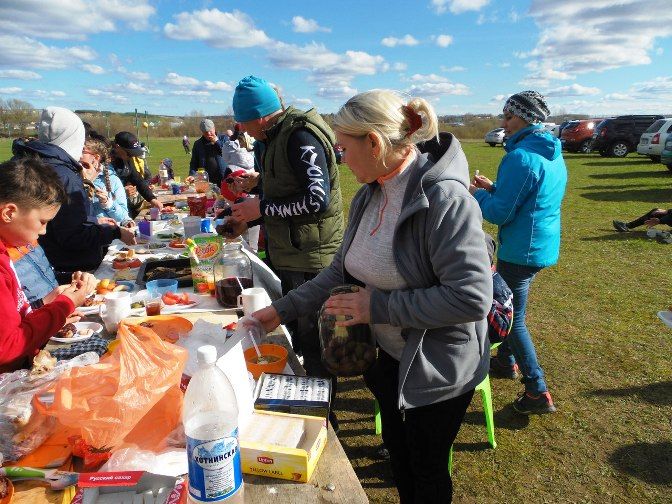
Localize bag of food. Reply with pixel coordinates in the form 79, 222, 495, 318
189, 233, 222, 294
37, 323, 187, 451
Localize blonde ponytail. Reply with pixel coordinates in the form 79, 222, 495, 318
333, 89, 438, 161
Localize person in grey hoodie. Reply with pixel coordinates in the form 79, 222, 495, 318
253, 90, 492, 503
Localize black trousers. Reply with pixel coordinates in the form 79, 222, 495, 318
364, 349, 474, 504
276, 269, 337, 404
627, 208, 672, 228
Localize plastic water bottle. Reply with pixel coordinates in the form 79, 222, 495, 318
184, 345, 244, 503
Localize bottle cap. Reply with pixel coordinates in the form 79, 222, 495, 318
197, 345, 217, 365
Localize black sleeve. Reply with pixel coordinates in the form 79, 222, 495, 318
260, 128, 331, 218
127, 164, 155, 202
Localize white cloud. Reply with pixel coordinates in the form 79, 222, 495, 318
0, 87, 22, 94
392, 62, 408, 71
435, 34, 453, 47
164, 9, 271, 48
86, 88, 129, 104
545, 84, 601, 97
169, 90, 210, 97
164, 72, 200, 87
499, 62, 511, 68
410, 73, 450, 83
656, 47, 664, 55
121, 82, 163, 95
509, 9, 521, 22
317, 86, 358, 100
441, 65, 466, 72
0, 35, 96, 69
81, 64, 105, 75
32, 89, 66, 98
126, 71, 151, 81
163, 72, 232, 94
520, 61, 575, 87
0, 0, 155, 40
525, 1, 672, 78
381, 34, 419, 47
431, 0, 490, 15
293, 98, 313, 107
491, 94, 507, 102
408, 80, 470, 97
292, 16, 331, 33
0, 69, 41, 80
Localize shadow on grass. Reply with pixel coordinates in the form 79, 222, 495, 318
587, 380, 672, 406
580, 188, 672, 203
453, 440, 493, 453
589, 171, 670, 180
609, 441, 672, 485
580, 231, 648, 242
583, 160, 657, 167
462, 406, 530, 431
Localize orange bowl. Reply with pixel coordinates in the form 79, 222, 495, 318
244, 343, 288, 379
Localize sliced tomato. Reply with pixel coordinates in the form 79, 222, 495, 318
179, 293, 191, 304
162, 293, 178, 305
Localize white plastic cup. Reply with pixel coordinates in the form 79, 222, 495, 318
237, 287, 270, 315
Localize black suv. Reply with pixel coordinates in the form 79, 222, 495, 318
589, 115, 664, 157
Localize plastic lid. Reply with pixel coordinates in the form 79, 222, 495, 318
197, 345, 217, 365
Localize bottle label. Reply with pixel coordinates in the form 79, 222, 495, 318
187, 428, 242, 502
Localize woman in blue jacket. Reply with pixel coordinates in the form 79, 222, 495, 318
471, 91, 567, 415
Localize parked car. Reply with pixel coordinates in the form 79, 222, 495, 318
636, 118, 672, 162
661, 135, 672, 171
334, 143, 344, 163
561, 119, 603, 153
589, 115, 664, 157
484, 127, 506, 147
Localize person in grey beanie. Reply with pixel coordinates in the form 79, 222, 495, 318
471, 90, 567, 415
188, 118, 229, 187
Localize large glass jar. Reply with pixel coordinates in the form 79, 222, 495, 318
319, 285, 376, 377
213, 239, 253, 308
194, 169, 210, 193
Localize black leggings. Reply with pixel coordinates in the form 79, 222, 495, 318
627, 208, 672, 229
363, 349, 474, 504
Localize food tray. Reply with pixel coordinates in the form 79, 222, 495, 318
135, 258, 192, 287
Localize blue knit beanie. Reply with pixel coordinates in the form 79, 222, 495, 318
233, 75, 282, 122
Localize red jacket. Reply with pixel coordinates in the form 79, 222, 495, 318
0, 240, 74, 372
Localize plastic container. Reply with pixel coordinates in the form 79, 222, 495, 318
187, 195, 207, 218
184, 345, 244, 503
318, 285, 376, 377
146, 279, 178, 297
183, 216, 202, 238
213, 239, 253, 308
194, 169, 210, 194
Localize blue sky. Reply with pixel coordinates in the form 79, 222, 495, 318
1, 0, 671, 117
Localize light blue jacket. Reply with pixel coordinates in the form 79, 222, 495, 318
474, 124, 567, 268
92, 170, 130, 223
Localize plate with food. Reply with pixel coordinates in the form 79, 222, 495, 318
167, 238, 188, 250
0, 476, 14, 504
112, 257, 142, 270
50, 322, 103, 343
155, 231, 183, 242
78, 294, 105, 314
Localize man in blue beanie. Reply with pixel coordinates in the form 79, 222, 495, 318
224, 75, 344, 431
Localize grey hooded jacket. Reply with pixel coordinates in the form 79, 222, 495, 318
272, 133, 492, 410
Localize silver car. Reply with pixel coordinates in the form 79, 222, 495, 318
485, 128, 506, 147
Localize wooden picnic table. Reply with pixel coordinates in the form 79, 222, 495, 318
12, 309, 368, 503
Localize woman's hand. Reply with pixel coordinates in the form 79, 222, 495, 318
94, 188, 109, 206
72, 272, 97, 295
645, 217, 661, 227
98, 217, 117, 226
234, 172, 260, 192
61, 275, 98, 307
472, 174, 493, 192
252, 306, 281, 332
42, 284, 68, 304
324, 288, 372, 326
150, 199, 163, 210
64, 311, 83, 325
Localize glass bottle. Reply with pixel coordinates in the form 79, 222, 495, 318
213, 239, 253, 308
318, 285, 376, 376
194, 169, 210, 193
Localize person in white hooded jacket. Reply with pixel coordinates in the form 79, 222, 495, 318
253, 90, 492, 504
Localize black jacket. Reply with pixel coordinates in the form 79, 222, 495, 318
111, 157, 155, 203
12, 140, 120, 272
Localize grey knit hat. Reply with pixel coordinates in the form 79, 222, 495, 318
199, 118, 215, 133
503, 90, 550, 124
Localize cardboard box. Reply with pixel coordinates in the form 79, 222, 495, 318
239, 410, 327, 483
72, 471, 187, 504
253, 373, 331, 420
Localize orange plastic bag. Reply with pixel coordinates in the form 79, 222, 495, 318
39, 323, 187, 450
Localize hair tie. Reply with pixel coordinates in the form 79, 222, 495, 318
402, 105, 423, 138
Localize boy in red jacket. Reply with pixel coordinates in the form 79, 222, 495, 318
0, 157, 96, 372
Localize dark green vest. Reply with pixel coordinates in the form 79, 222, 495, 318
262, 107, 344, 272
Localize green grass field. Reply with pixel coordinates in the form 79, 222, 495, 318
1, 138, 671, 502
